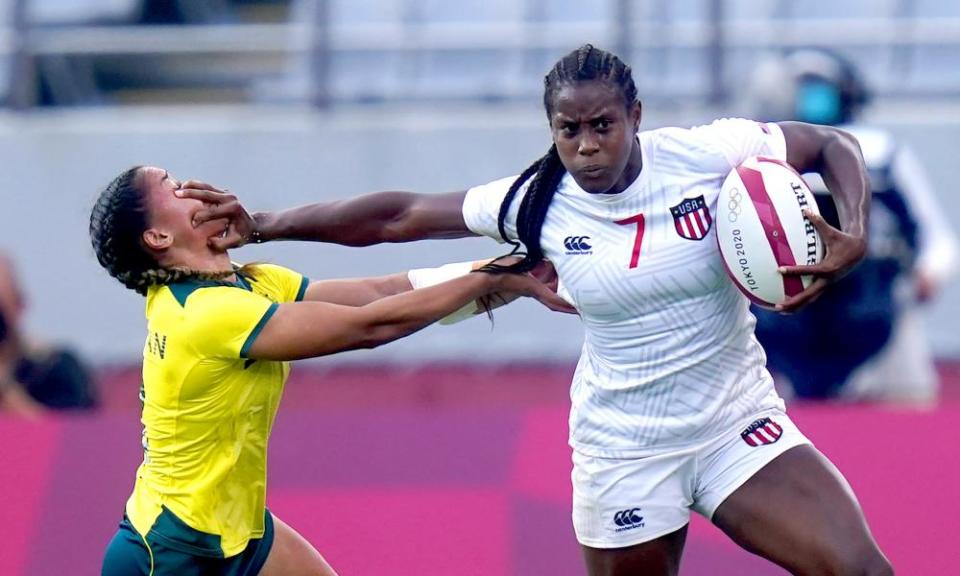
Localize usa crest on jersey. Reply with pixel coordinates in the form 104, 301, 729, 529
670, 195, 712, 241
740, 417, 783, 447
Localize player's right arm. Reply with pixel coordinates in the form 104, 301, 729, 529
177, 181, 472, 249
247, 270, 566, 361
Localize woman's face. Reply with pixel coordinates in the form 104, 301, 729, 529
548, 81, 641, 194
139, 166, 230, 256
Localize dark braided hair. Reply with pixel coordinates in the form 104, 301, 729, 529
479, 44, 639, 274
89, 166, 235, 296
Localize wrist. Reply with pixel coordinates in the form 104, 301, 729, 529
250, 212, 272, 243
478, 269, 505, 291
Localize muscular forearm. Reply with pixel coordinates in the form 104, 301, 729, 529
306, 257, 522, 322
360, 272, 497, 346
304, 272, 414, 306
254, 190, 472, 246
817, 129, 870, 239
782, 122, 870, 239
408, 258, 519, 323
254, 192, 414, 245
250, 271, 501, 360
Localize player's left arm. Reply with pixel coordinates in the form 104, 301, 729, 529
302, 273, 413, 306
302, 258, 567, 317
776, 121, 871, 312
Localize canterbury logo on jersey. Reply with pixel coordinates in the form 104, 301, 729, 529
613, 508, 644, 532
564, 235, 593, 255
740, 417, 783, 447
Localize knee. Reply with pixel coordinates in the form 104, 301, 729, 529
819, 546, 893, 576
861, 554, 894, 576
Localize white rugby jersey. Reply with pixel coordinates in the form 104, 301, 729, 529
463, 118, 789, 458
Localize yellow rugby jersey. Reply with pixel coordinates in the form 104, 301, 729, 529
125, 263, 308, 557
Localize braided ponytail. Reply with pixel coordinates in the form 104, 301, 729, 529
480, 145, 566, 274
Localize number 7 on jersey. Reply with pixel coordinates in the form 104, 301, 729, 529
615, 213, 645, 269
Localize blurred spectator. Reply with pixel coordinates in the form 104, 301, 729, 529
0, 299, 45, 416
0, 252, 97, 412
745, 49, 959, 406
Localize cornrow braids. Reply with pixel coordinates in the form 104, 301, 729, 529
89, 166, 235, 296
480, 45, 638, 276
544, 43, 638, 117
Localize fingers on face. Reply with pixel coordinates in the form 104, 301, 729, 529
192, 203, 237, 227
208, 231, 245, 251
179, 188, 236, 205
178, 188, 217, 201
182, 180, 227, 193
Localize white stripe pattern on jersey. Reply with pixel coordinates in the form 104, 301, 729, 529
463, 118, 790, 457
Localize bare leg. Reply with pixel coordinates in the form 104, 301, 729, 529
712, 445, 892, 576
258, 514, 338, 576
582, 525, 688, 576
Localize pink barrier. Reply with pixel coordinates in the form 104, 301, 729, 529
2, 368, 958, 575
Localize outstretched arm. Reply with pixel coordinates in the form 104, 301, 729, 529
777, 121, 870, 312
301, 257, 570, 320
247, 267, 571, 361
302, 272, 414, 307
177, 182, 473, 250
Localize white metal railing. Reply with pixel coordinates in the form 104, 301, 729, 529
10, 17, 960, 56
4, 0, 960, 107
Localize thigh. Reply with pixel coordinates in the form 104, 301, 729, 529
258, 514, 338, 576
712, 445, 891, 575
582, 525, 688, 576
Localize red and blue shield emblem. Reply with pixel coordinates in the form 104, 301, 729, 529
740, 417, 783, 447
670, 195, 712, 241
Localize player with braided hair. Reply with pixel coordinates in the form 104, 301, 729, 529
91, 165, 570, 576
187, 45, 892, 576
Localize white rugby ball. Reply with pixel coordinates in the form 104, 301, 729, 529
716, 156, 824, 309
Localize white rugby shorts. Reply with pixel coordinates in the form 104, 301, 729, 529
571, 408, 811, 549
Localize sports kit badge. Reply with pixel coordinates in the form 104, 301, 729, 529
670, 195, 713, 241
740, 417, 783, 447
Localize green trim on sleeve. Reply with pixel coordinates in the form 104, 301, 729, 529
295, 276, 310, 302
240, 302, 279, 359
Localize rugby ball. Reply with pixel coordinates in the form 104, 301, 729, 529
716, 156, 824, 309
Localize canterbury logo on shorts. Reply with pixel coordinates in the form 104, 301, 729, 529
740, 417, 783, 447
613, 508, 644, 532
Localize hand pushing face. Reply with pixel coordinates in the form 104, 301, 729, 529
139, 167, 231, 255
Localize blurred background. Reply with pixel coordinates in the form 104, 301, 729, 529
1, 0, 959, 574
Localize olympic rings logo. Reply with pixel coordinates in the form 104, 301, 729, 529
727, 187, 743, 223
